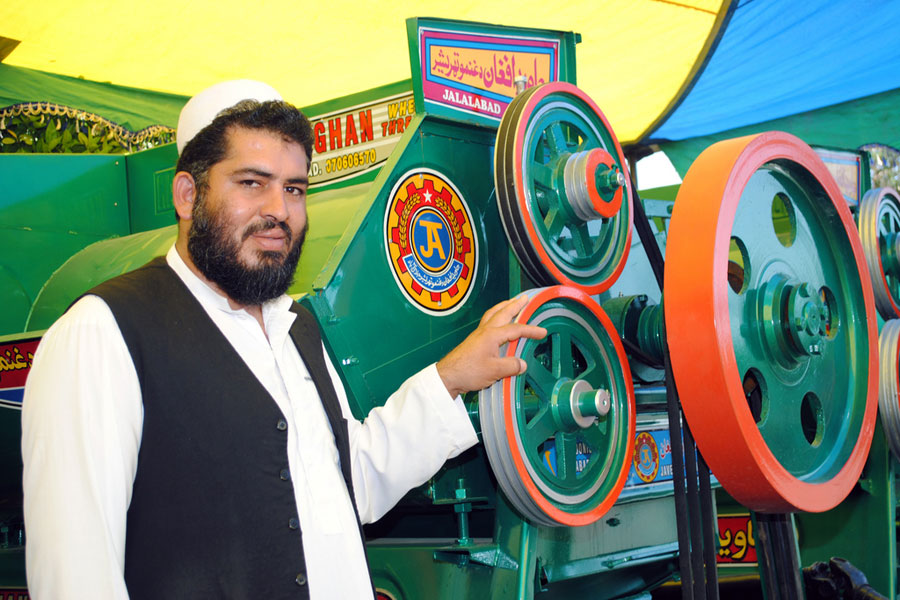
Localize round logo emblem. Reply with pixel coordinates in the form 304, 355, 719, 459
633, 432, 660, 483
384, 169, 477, 315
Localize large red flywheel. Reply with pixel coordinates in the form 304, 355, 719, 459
664, 131, 878, 513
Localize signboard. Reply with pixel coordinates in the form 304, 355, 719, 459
717, 514, 757, 565
308, 92, 415, 188
0, 338, 39, 410
418, 27, 558, 124
407, 18, 578, 128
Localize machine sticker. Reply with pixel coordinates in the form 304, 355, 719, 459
717, 514, 757, 565
384, 169, 478, 315
0, 338, 40, 411
0, 590, 29, 600
420, 28, 559, 122
624, 428, 672, 488
633, 431, 660, 483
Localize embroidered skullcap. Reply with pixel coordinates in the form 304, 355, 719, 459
176, 80, 283, 154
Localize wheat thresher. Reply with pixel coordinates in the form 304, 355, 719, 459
1, 17, 898, 600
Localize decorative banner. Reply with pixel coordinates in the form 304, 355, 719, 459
384, 169, 478, 316
0, 338, 40, 410
308, 92, 415, 187
420, 28, 559, 122
717, 514, 757, 565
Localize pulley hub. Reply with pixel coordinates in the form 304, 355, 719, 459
551, 378, 611, 430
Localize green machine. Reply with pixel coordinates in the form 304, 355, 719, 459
1, 16, 897, 600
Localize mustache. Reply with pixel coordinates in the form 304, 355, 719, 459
241, 219, 292, 243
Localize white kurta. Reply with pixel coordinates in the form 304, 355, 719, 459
21, 246, 479, 599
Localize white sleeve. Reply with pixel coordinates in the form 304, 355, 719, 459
323, 351, 478, 524
22, 295, 142, 600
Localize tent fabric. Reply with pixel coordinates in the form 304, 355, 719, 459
0, 64, 187, 131
0, 0, 725, 144
659, 85, 900, 178
2, 1, 896, 149
647, 0, 900, 143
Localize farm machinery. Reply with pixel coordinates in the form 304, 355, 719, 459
1, 17, 898, 600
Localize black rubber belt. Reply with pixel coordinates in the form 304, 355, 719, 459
630, 185, 719, 600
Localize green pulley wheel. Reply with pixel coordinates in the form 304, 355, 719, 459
665, 131, 878, 513
494, 82, 633, 294
479, 286, 635, 526
878, 319, 900, 461
858, 186, 900, 319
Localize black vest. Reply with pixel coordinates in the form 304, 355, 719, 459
87, 257, 366, 599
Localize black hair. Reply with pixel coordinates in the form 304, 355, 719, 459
175, 99, 314, 217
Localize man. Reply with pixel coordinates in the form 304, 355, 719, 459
21, 80, 545, 599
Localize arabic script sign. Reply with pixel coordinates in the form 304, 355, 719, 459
0, 337, 40, 410
420, 28, 559, 122
717, 515, 757, 565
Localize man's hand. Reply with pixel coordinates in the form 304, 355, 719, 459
437, 295, 547, 398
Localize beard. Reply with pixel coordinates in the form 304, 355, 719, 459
187, 191, 306, 306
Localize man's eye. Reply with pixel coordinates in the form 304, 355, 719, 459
286, 186, 306, 197
241, 180, 262, 188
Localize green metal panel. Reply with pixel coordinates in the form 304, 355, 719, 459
125, 142, 178, 233
304, 114, 507, 418
795, 421, 896, 597
0, 154, 129, 335
25, 226, 176, 331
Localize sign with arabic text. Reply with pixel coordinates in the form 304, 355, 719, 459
717, 515, 757, 565
0, 338, 40, 410
420, 27, 559, 124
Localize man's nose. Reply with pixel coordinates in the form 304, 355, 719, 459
260, 185, 289, 222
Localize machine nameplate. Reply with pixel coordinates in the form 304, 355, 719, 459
419, 27, 559, 123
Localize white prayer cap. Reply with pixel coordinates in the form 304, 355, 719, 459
176, 80, 283, 154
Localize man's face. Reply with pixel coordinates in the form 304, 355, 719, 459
187, 126, 309, 305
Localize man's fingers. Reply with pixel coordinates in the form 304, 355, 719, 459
491, 356, 528, 381
485, 294, 529, 327
479, 296, 518, 325
496, 323, 547, 344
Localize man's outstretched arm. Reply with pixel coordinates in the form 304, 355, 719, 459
338, 295, 546, 523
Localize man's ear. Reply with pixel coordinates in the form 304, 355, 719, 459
173, 171, 197, 221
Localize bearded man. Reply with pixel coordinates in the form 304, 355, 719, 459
21, 81, 544, 600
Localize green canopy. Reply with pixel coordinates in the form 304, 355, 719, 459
0, 63, 186, 131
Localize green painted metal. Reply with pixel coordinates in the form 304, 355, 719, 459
727, 163, 870, 479
0, 154, 129, 335
26, 226, 176, 330
370, 492, 678, 599
602, 295, 665, 367
795, 420, 896, 598
303, 114, 506, 417
125, 142, 178, 233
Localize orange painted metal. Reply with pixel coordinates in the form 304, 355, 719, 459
664, 131, 878, 513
